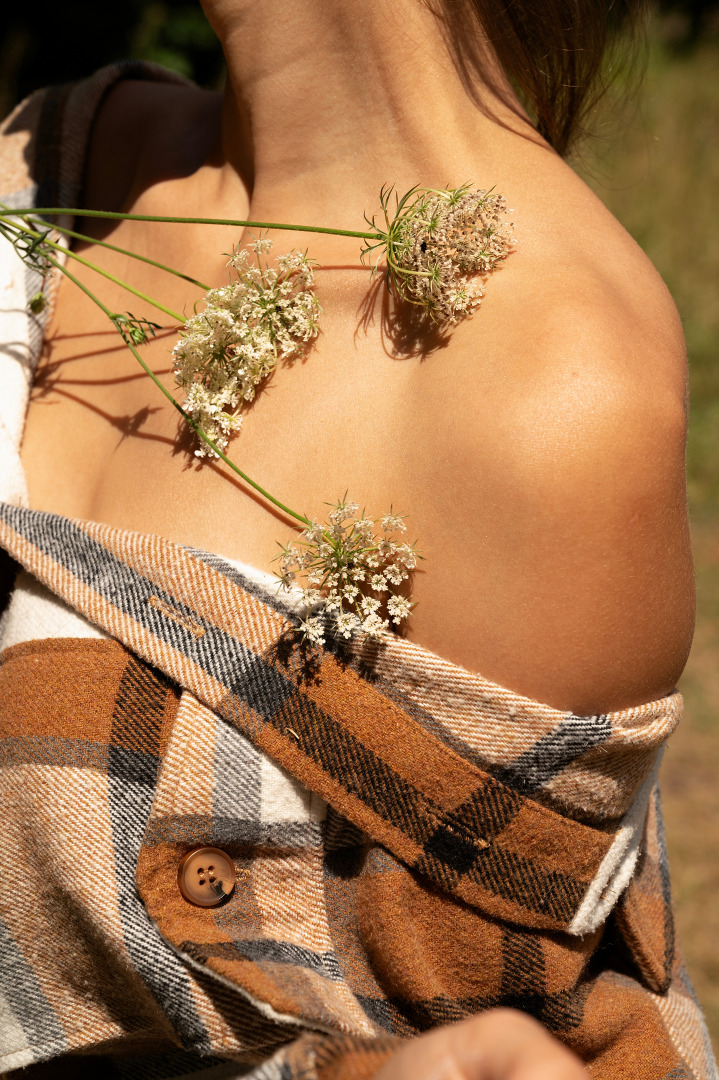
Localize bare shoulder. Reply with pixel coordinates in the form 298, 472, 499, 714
416, 227, 694, 714
498, 217, 689, 502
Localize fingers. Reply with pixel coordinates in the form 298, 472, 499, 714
449, 1009, 589, 1080
373, 1008, 589, 1080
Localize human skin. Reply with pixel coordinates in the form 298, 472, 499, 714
22, 0, 694, 714
374, 1009, 589, 1080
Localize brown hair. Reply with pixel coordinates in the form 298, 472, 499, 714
429, 0, 650, 156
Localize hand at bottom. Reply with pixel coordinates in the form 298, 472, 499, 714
374, 1008, 589, 1080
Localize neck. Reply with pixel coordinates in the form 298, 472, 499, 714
205, 0, 535, 234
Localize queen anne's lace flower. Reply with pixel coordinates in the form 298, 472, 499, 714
275, 497, 419, 644
172, 236, 321, 456
363, 183, 515, 324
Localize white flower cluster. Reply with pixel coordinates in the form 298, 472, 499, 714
276, 498, 418, 645
380, 184, 515, 324
172, 236, 321, 456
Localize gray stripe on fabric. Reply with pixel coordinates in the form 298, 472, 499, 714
0, 738, 159, 781
0, 914, 68, 1059
0, 186, 37, 208
106, 755, 212, 1051
492, 716, 613, 794
244, 1060, 290, 1080
184, 939, 344, 982
0, 987, 29, 1063
0, 735, 109, 771
214, 719, 263, 822
660, 1066, 696, 1080
143, 815, 322, 850
0, 507, 297, 707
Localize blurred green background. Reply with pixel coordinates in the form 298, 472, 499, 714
1, 0, 718, 1054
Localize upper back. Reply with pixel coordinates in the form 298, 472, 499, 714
15, 72, 695, 714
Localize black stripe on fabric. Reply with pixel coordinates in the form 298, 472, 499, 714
492, 715, 612, 795
461, 843, 586, 923
179, 939, 344, 982
314, 635, 610, 798
449, 777, 523, 839
109, 655, 169, 788
0, 506, 279, 693
356, 989, 588, 1038
272, 688, 590, 921
422, 826, 479, 879
501, 928, 546, 999
228, 650, 296, 717
271, 689, 441, 848
354, 995, 417, 1037
0, 550, 18, 625
387, 993, 469, 1032
108, 1048, 237, 1079
323, 844, 369, 880
111, 655, 169, 759
540, 984, 591, 1036
107, 745, 158, 788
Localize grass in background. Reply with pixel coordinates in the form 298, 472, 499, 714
575, 29, 719, 1046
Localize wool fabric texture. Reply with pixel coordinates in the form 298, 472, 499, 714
0, 63, 716, 1080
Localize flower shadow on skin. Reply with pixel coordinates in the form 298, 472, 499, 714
355, 270, 453, 363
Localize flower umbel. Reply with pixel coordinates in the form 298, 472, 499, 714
172, 235, 321, 456
275, 498, 419, 644
362, 183, 515, 324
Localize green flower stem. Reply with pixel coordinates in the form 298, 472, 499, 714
0, 215, 185, 324
385, 252, 431, 278
43, 250, 311, 529
11, 213, 211, 292
10, 207, 379, 241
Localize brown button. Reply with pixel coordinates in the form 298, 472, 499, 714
177, 847, 236, 907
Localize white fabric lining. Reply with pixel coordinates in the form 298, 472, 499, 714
568, 749, 663, 935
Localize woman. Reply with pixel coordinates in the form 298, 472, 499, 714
0, 0, 712, 1077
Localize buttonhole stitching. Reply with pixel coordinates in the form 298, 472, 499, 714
147, 595, 206, 639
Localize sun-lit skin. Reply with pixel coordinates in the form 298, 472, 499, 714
19, 0, 694, 716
